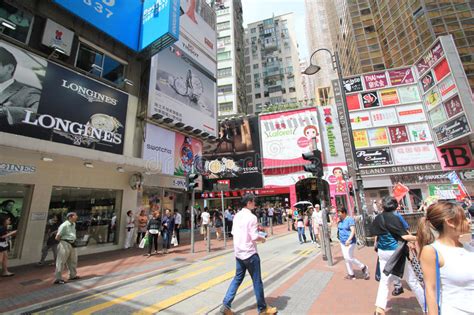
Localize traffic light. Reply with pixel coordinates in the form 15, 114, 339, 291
186, 173, 199, 191
302, 149, 323, 178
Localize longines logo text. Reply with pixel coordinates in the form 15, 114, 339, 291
61, 80, 118, 105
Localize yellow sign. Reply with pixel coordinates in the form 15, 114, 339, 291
353, 130, 369, 148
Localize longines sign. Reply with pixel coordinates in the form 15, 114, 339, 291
360, 163, 442, 177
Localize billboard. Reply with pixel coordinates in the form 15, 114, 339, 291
0, 41, 128, 154
174, 133, 203, 176
148, 45, 217, 136
53, 0, 180, 52
318, 105, 346, 163
356, 148, 393, 167
260, 108, 321, 169
392, 143, 438, 165
202, 116, 263, 190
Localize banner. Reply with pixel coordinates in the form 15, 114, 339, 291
392, 143, 439, 165
388, 68, 415, 86
356, 148, 393, 167
388, 126, 409, 144
433, 115, 471, 145
0, 41, 128, 154
174, 133, 203, 176
143, 124, 176, 175
353, 130, 369, 148
430, 106, 447, 126
370, 107, 398, 127
318, 105, 346, 163
428, 184, 462, 200
438, 75, 457, 100
392, 183, 410, 202
396, 104, 426, 124
421, 71, 435, 93
447, 171, 469, 197
325, 165, 348, 195
350, 112, 372, 129
363, 72, 388, 90
41, 19, 74, 56
368, 128, 389, 146
415, 41, 444, 76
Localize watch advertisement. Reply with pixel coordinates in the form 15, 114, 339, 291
356, 148, 393, 167
0, 41, 128, 154
202, 116, 263, 190
434, 114, 471, 145
148, 44, 217, 136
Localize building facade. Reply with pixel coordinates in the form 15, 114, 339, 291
244, 13, 304, 114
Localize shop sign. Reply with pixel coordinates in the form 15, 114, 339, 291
396, 104, 426, 124
368, 128, 389, 146
371, 107, 398, 127
343, 76, 363, 93
388, 68, 415, 86
398, 85, 421, 103
390, 172, 449, 184
31, 212, 48, 221
388, 125, 409, 144
380, 88, 399, 106
363, 72, 388, 90
408, 123, 432, 142
428, 184, 460, 200
421, 71, 435, 93
361, 91, 380, 108
356, 148, 393, 167
360, 163, 442, 177
415, 41, 444, 76
443, 95, 463, 118
350, 112, 372, 129
0, 41, 128, 154
346, 94, 361, 111
172, 178, 187, 189
0, 163, 36, 176
143, 124, 176, 175
430, 106, 447, 126
433, 58, 450, 82
424, 87, 442, 110
318, 105, 345, 161
41, 19, 74, 56
392, 143, 439, 165
436, 144, 474, 171
434, 114, 471, 145
459, 169, 474, 181
263, 171, 310, 188
353, 130, 369, 148
438, 75, 457, 100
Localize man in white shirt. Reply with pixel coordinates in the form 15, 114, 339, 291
220, 194, 276, 315
267, 206, 274, 225
201, 208, 211, 240
174, 209, 182, 245
311, 204, 323, 247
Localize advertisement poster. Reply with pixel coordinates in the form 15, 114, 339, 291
371, 107, 398, 127
415, 41, 444, 76
343, 76, 363, 93
356, 148, 393, 167
368, 128, 389, 146
428, 184, 460, 200
353, 130, 369, 148
350, 112, 372, 129
430, 106, 447, 126
41, 19, 74, 56
0, 41, 128, 154
361, 91, 380, 108
318, 105, 346, 163
408, 123, 432, 142
363, 72, 388, 90
421, 71, 435, 93
424, 87, 442, 110
396, 104, 426, 124
202, 116, 263, 190
434, 58, 450, 82
388, 68, 415, 86
392, 143, 438, 165
174, 133, 203, 176
148, 45, 217, 136
436, 144, 474, 171
143, 124, 176, 175
398, 85, 421, 103
443, 95, 464, 118
434, 114, 471, 145
388, 125, 409, 144
325, 165, 349, 195
438, 75, 457, 100
380, 88, 399, 106
260, 108, 321, 168
346, 94, 361, 111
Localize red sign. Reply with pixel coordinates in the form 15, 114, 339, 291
393, 183, 410, 202
434, 58, 450, 82
388, 68, 415, 86
217, 179, 230, 185
436, 144, 474, 171
388, 125, 409, 144
363, 72, 388, 90
416, 41, 444, 76
443, 95, 463, 118
346, 94, 361, 111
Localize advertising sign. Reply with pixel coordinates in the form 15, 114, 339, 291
421, 71, 435, 93
443, 95, 463, 118
368, 128, 389, 146
356, 148, 393, 167
343, 76, 363, 93
346, 94, 361, 111
0, 41, 128, 154
428, 184, 460, 200
325, 164, 349, 195
350, 112, 372, 129
438, 75, 457, 100
415, 41, 444, 76
388, 68, 415, 86
433, 58, 450, 82
371, 107, 398, 127
41, 19, 74, 56
363, 72, 388, 90
148, 45, 217, 136
398, 85, 420, 103
353, 130, 369, 148
396, 104, 426, 124
436, 144, 474, 171
408, 123, 432, 142
143, 124, 176, 175
430, 106, 447, 126
141, 0, 180, 51
202, 116, 263, 190
260, 108, 321, 168
424, 87, 442, 110
174, 133, 203, 176
434, 114, 471, 145
380, 88, 399, 106
318, 105, 345, 162
388, 126, 409, 144
392, 143, 438, 165
361, 91, 380, 108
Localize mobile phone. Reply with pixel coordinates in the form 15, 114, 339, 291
258, 231, 267, 238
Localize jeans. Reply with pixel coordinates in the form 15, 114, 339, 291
297, 227, 307, 243
162, 229, 171, 249
223, 254, 266, 312
308, 224, 315, 242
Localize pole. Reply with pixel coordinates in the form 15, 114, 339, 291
190, 191, 195, 254
206, 216, 211, 253
221, 190, 226, 248
319, 177, 333, 266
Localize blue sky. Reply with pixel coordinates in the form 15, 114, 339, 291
241, 0, 308, 59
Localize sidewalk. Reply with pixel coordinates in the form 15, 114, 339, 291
0, 224, 291, 312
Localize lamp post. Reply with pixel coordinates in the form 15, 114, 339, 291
303, 48, 367, 216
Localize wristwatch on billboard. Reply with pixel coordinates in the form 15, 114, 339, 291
168, 75, 189, 96
186, 69, 203, 102
89, 114, 122, 132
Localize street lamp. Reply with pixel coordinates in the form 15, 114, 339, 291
303, 48, 367, 216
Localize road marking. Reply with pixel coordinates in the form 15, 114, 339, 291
73, 265, 219, 315
133, 271, 236, 314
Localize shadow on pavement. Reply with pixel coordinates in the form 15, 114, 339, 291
236, 296, 291, 314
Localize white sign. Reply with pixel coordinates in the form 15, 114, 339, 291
392, 143, 438, 165
0, 163, 36, 176
370, 108, 398, 127
175, 32, 217, 77
318, 105, 345, 163
349, 112, 372, 129
396, 104, 426, 124
263, 172, 311, 187
41, 19, 74, 56
408, 123, 432, 142
143, 124, 176, 175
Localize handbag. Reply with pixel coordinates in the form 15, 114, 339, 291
171, 234, 178, 247
424, 246, 441, 314
139, 237, 147, 249
408, 248, 424, 287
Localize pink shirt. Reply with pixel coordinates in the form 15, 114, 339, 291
232, 208, 260, 260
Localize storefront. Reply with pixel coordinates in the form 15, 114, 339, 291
141, 174, 188, 214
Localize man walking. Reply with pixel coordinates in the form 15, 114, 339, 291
174, 209, 182, 245
220, 194, 277, 315
54, 212, 80, 284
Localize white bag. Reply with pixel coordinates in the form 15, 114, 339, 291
138, 237, 147, 249
171, 234, 178, 247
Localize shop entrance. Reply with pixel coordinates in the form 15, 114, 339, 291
295, 178, 330, 207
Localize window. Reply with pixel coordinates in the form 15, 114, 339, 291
255, 103, 262, 112
217, 67, 232, 78
254, 73, 260, 80
217, 51, 231, 61
218, 84, 233, 94
217, 21, 230, 31
255, 93, 261, 99
218, 36, 231, 46
0, 2, 33, 43
254, 81, 261, 89
219, 102, 233, 112
253, 64, 259, 69
360, 8, 371, 15
251, 28, 256, 33
76, 44, 125, 85
289, 87, 296, 93
364, 25, 376, 33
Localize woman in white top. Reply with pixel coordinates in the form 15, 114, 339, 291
418, 201, 474, 315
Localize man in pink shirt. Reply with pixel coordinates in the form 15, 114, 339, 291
220, 194, 277, 315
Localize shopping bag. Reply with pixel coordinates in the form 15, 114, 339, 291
139, 237, 147, 249
171, 234, 178, 247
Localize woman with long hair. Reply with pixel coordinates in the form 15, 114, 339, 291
0, 214, 16, 276
418, 201, 474, 314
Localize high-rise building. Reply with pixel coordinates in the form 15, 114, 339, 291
214, 0, 247, 117
299, 59, 314, 101
244, 13, 304, 114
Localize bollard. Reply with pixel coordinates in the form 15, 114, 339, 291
206, 224, 211, 253
270, 216, 273, 236
321, 209, 334, 266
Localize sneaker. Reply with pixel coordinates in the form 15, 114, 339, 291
392, 287, 404, 296
53, 279, 66, 284
344, 274, 356, 280
37, 262, 44, 266
259, 305, 277, 314
362, 265, 370, 280
219, 305, 234, 315
69, 276, 81, 281
317, 244, 321, 248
